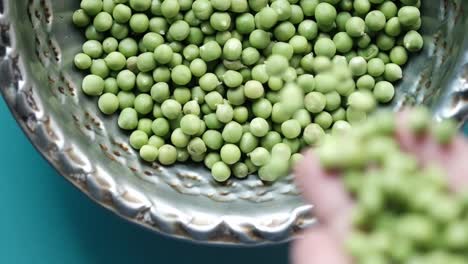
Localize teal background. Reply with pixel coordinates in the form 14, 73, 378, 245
0, 97, 289, 264
1, 95, 467, 264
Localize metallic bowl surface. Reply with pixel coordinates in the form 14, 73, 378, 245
0, 0, 467, 245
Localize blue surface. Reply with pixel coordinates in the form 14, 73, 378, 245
0, 97, 289, 264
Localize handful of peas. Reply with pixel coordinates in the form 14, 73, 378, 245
317, 108, 468, 263
73, 0, 424, 182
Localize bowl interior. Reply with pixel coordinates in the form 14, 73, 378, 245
1, 0, 467, 244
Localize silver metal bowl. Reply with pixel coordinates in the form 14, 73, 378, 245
0, 0, 467, 245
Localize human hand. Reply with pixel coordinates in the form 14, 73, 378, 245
291, 113, 468, 264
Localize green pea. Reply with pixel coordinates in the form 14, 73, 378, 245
211, 161, 231, 182
192, 0, 213, 20
315, 3, 337, 27
110, 23, 129, 40
333, 32, 353, 53
98, 93, 119, 115
200, 41, 222, 62
403, 30, 424, 52
129, 14, 149, 33
130, 130, 149, 150
222, 121, 243, 143
168, 21, 190, 41
274, 21, 296, 42
74, 53, 92, 70
346, 17, 366, 37
118, 108, 139, 130
398, 6, 420, 27
314, 38, 336, 58
81, 0, 103, 16
249, 29, 271, 50
82, 74, 104, 96
303, 123, 325, 145
373, 81, 395, 103
158, 145, 178, 165
73, 9, 91, 27
244, 80, 264, 99
161, 0, 180, 19
232, 162, 249, 178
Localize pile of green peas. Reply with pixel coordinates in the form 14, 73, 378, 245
317, 108, 468, 263
73, 0, 423, 182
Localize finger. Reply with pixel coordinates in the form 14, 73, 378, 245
291, 226, 351, 264
294, 150, 354, 229
395, 111, 468, 192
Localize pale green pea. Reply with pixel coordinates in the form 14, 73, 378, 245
346, 107, 367, 124
205, 91, 223, 110
73, 9, 91, 27
158, 145, 177, 165
199, 73, 220, 92
222, 121, 243, 143
314, 73, 338, 93
244, 80, 264, 99
249, 29, 271, 49
347, 91, 376, 112
314, 111, 333, 129
281, 119, 302, 139
150, 82, 170, 103
216, 103, 234, 123
212, 161, 231, 182
346, 17, 366, 37
250, 117, 269, 137
203, 130, 224, 150
118, 108, 138, 130
314, 2, 337, 27
367, 58, 385, 77
274, 21, 296, 42
249, 147, 271, 167
314, 38, 336, 58
200, 41, 222, 62
252, 99, 272, 119
220, 144, 241, 165
357, 75, 376, 90
373, 81, 395, 103
325, 91, 341, 112
187, 137, 207, 156
129, 14, 149, 33
134, 94, 154, 115
239, 132, 259, 154
227, 86, 246, 106
223, 70, 243, 88
140, 145, 159, 162
204, 153, 221, 169
349, 56, 368, 76
384, 63, 403, 82
180, 114, 201, 135
74, 53, 92, 70
137, 118, 153, 136
98, 93, 119, 115
82, 74, 105, 96
390, 46, 408, 66
117, 91, 135, 109
90, 59, 109, 78
303, 123, 325, 145
190, 59, 208, 78
173, 88, 192, 105
130, 130, 149, 150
